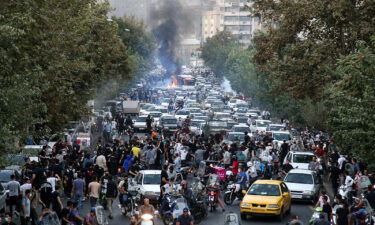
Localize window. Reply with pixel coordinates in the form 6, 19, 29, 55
280, 183, 289, 193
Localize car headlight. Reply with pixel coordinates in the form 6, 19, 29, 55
303, 190, 314, 195
268, 204, 279, 208
241, 203, 250, 207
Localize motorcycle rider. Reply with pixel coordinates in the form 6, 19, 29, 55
180, 181, 193, 206
139, 198, 155, 217
247, 162, 258, 186
176, 208, 194, 225
237, 167, 248, 191
118, 175, 129, 207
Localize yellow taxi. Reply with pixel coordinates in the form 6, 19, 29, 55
240, 180, 291, 221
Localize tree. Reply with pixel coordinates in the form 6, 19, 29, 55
0, 0, 132, 154
326, 37, 375, 168
252, 0, 375, 100
201, 31, 238, 78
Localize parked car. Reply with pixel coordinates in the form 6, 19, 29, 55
133, 115, 150, 131
158, 116, 178, 134
284, 169, 321, 203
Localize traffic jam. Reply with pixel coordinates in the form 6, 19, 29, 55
3, 65, 375, 225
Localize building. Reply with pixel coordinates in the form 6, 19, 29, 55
177, 38, 201, 65
202, 0, 264, 44
202, 7, 223, 41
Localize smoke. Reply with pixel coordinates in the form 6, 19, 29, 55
151, 0, 193, 75
221, 78, 236, 94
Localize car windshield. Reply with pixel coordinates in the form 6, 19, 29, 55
209, 122, 227, 129
214, 114, 230, 119
191, 121, 203, 127
248, 184, 280, 196
0, 172, 12, 183
227, 134, 245, 142
256, 121, 271, 127
150, 112, 162, 118
176, 110, 189, 115
273, 133, 290, 141
270, 125, 284, 131
293, 154, 314, 163
237, 108, 247, 113
164, 119, 177, 124
143, 174, 161, 185
137, 117, 147, 122
233, 127, 250, 133
285, 173, 313, 184
236, 104, 247, 108
237, 118, 248, 124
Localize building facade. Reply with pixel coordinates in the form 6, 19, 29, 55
202, 0, 263, 44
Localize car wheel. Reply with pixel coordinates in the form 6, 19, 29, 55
277, 207, 284, 221
240, 213, 246, 220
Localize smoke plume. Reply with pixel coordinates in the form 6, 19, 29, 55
151, 0, 193, 75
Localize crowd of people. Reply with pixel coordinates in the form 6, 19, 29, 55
3, 72, 375, 225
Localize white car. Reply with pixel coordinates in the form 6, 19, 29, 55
272, 131, 292, 149
228, 99, 246, 108
190, 119, 205, 136
134, 115, 151, 131
284, 169, 321, 203
128, 170, 161, 205
147, 111, 163, 127
250, 119, 271, 132
231, 124, 251, 134
268, 124, 286, 132
283, 151, 315, 170
175, 109, 190, 120
213, 112, 232, 121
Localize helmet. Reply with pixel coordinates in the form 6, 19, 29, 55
247, 161, 253, 167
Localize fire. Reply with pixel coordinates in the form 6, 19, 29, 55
166, 75, 178, 89
166, 82, 177, 89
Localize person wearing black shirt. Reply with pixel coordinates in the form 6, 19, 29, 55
32, 164, 46, 189
244, 132, 250, 145
146, 115, 153, 134
329, 163, 341, 195
280, 140, 289, 165
322, 196, 332, 221
61, 201, 73, 225
335, 200, 349, 225
128, 161, 140, 178
282, 160, 294, 175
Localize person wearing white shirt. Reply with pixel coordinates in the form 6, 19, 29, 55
47, 173, 60, 192
338, 155, 346, 170
178, 146, 188, 161
247, 116, 252, 126
20, 178, 32, 196
344, 172, 354, 192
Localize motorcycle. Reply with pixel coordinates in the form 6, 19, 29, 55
161, 194, 189, 225
309, 207, 328, 225
224, 182, 245, 205
140, 212, 157, 225
190, 180, 208, 224
206, 174, 221, 212
119, 190, 140, 216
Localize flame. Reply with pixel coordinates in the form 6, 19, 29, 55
166, 75, 178, 89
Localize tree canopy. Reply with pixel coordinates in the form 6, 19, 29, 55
0, 0, 154, 154
326, 37, 375, 168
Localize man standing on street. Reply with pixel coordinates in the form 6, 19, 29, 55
72, 173, 85, 211
88, 176, 101, 208
106, 175, 118, 219
6, 174, 20, 216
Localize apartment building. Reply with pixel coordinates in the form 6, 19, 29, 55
202, 0, 263, 44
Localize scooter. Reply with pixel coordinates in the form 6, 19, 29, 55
140, 212, 157, 225
119, 190, 140, 216
224, 183, 245, 205
207, 186, 218, 212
